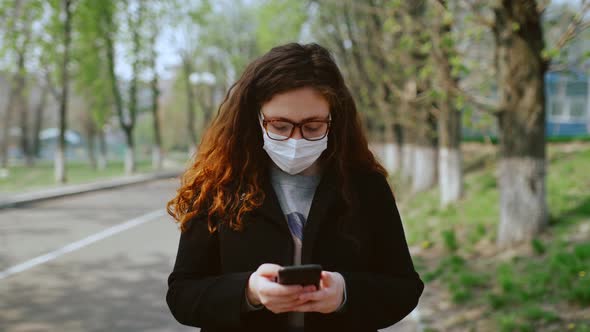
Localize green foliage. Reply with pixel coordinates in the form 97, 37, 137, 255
531, 238, 546, 255
573, 243, 590, 260
522, 305, 560, 323
497, 313, 534, 332
569, 275, 590, 305
574, 324, 590, 332
441, 228, 459, 252
423, 253, 489, 304
400, 143, 590, 330
255, 0, 307, 53
74, 0, 117, 128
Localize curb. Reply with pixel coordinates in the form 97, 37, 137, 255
0, 169, 183, 209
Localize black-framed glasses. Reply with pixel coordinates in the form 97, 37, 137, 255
260, 113, 331, 141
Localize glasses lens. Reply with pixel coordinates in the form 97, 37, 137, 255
266, 121, 293, 140
302, 121, 329, 140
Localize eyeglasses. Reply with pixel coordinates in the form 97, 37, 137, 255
260, 113, 331, 141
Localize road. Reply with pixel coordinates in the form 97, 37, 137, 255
0, 177, 419, 331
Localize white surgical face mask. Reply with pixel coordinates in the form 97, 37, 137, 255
259, 113, 329, 175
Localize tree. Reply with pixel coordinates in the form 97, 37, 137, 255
145, 1, 164, 170
430, 0, 464, 206
41, 0, 76, 183
74, 0, 115, 171
0, 0, 42, 168
492, 0, 548, 246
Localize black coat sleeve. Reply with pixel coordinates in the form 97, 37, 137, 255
166, 214, 254, 329
330, 172, 424, 329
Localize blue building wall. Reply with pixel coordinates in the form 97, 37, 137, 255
545, 70, 589, 137
546, 122, 588, 137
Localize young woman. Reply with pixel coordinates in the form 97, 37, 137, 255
165, 42, 424, 332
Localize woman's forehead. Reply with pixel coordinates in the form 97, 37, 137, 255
260, 87, 330, 120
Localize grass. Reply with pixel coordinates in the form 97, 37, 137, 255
0, 159, 156, 193
390, 142, 590, 331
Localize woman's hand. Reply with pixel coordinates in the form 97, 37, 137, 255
290, 270, 345, 314
246, 263, 317, 314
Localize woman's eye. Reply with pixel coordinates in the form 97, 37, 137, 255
303, 123, 323, 131
270, 123, 290, 131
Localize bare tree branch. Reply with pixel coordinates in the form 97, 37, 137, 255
554, 0, 590, 50
451, 85, 502, 115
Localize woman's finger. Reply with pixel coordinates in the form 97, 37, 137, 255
266, 295, 310, 313
298, 288, 327, 302
260, 281, 304, 297
291, 300, 321, 313
264, 293, 301, 304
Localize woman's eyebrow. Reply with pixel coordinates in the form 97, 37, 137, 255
272, 115, 330, 121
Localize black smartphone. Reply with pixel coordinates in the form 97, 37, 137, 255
275, 264, 322, 289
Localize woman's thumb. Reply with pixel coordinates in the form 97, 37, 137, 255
321, 271, 333, 287
257, 263, 282, 277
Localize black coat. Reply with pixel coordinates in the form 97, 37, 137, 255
166, 165, 424, 332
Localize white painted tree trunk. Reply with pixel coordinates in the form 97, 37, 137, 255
54, 146, 66, 183
97, 151, 107, 171
383, 142, 401, 174
152, 145, 162, 170
401, 144, 414, 182
439, 147, 463, 206
412, 146, 437, 193
125, 144, 135, 175
497, 157, 548, 247
188, 144, 198, 160
98, 129, 107, 171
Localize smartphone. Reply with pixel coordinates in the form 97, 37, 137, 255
275, 264, 322, 289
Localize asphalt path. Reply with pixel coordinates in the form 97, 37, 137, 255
0, 177, 419, 332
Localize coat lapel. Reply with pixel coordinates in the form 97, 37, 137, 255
258, 172, 291, 236
301, 168, 339, 264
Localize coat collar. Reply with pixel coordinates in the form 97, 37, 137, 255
258, 162, 341, 264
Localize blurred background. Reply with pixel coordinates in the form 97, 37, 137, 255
0, 0, 589, 331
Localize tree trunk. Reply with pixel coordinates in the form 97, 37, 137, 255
412, 102, 438, 193
150, 32, 163, 171
105, 24, 126, 172
493, 0, 548, 247
97, 127, 107, 171
183, 56, 198, 156
55, 0, 73, 184
32, 84, 48, 160
434, 0, 463, 206
381, 112, 401, 174
54, 145, 65, 183
1, 79, 16, 169
438, 105, 463, 205
85, 121, 97, 169
15, 52, 32, 167
122, 1, 143, 175
124, 128, 135, 175
400, 98, 415, 183
439, 146, 462, 205
1, 0, 26, 168
106, 2, 140, 175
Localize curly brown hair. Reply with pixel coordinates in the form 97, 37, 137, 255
166, 42, 386, 234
